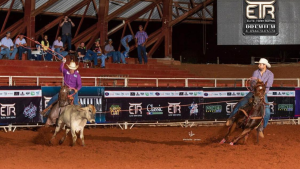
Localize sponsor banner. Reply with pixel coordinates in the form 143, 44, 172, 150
104, 87, 204, 122
0, 90, 41, 97
42, 87, 105, 123
0, 86, 42, 124
294, 88, 300, 117
104, 90, 203, 98
203, 87, 295, 119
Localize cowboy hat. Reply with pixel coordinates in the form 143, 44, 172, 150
67, 60, 79, 70
255, 58, 271, 68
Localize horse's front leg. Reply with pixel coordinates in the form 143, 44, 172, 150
220, 122, 237, 144
244, 133, 249, 144
230, 128, 252, 145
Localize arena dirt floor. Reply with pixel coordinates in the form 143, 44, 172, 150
0, 125, 299, 169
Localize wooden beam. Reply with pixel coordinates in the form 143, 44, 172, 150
144, 8, 154, 31
98, 0, 109, 47
31, 0, 60, 16
147, 34, 164, 58
71, 24, 97, 44
126, 0, 162, 23
106, 0, 141, 22
162, 0, 172, 58
75, 2, 90, 37
0, 19, 23, 38
204, 7, 213, 17
156, 4, 163, 19
118, 23, 127, 51
0, 0, 9, 6
1, 0, 15, 33
35, 0, 91, 38
24, 0, 35, 47
168, 0, 214, 27
92, 0, 98, 13
182, 20, 213, 24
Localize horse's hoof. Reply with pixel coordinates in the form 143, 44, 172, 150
59, 140, 64, 145
229, 142, 234, 146
219, 138, 226, 144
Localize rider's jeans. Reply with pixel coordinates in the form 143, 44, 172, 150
45, 90, 79, 116
228, 92, 270, 129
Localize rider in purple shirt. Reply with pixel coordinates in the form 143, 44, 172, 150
44, 58, 82, 116
226, 58, 274, 138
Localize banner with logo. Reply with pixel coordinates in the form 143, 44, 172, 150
104, 87, 204, 122
41, 86, 105, 123
203, 87, 295, 120
0, 86, 42, 124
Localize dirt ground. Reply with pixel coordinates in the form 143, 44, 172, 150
0, 125, 299, 169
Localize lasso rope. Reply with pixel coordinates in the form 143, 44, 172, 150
18, 35, 77, 98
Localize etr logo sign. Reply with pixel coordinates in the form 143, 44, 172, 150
0, 103, 16, 119
243, 0, 278, 36
246, 0, 276, 19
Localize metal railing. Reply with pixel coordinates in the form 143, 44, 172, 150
1, 76, 299, 87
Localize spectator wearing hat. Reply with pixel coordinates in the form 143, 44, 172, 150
15, 33, 33, 60
135, 25, 148, 64
104, 39, 127, 64
121, 34, 133, 58
0, 31, 17, 60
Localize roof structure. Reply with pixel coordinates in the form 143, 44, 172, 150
0, 0, 214, 58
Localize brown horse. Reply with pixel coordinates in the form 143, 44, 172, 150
220, 79, 267, 145
42, 86, 73, 126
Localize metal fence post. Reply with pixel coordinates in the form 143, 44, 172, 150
185, 78, 188, 87
37, 77, 39, 86
298, 78, 300, 87
125, 78, 128, 87
242, 78, 245, 87
95, 78, 97, 86
215, 79, 217, 87
9, 76, 12, 86
156, 78, 158, 87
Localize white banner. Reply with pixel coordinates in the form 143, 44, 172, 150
104, 91, 203, 98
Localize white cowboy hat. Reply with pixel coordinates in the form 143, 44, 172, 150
67, 60, 79, 70
255, 58, 271, 68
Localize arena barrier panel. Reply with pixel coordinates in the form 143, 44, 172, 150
0, 86, 42, 125
294, 88, 300, 117
104, 87, 204, 122
203, 87, 296, 120
41, 86, 105, 123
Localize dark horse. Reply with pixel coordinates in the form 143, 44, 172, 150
220, 79, 268, 145
41, 85, 73, 126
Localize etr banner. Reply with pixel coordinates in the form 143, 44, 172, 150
0, 86, 42, 124
104, 87, 204, 122
203, 87, 295, 120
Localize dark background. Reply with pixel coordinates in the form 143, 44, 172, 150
1, 1, 299, 65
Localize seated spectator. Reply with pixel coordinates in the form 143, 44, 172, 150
85, 39, 106, 68
77, 42, 99, 68
52, 36, 68, 60
41, 35, 53, 61
15, 33, 33, 60
120, 34, 133, 58
0, 31, 17, 60
104, 39, 127, 64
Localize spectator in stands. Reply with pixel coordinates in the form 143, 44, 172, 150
121, 34, 133, 58
60, 15, 75, 53
77, 42, 98, 68
135, 25, 148, 64
0, 31, 18, 60
226, 58, 274, 138
15, 33, 32, 60
52, 36, 68, 60
41, 35, 53, 61
104, 39, 127, 64
85, 39, 106, 68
